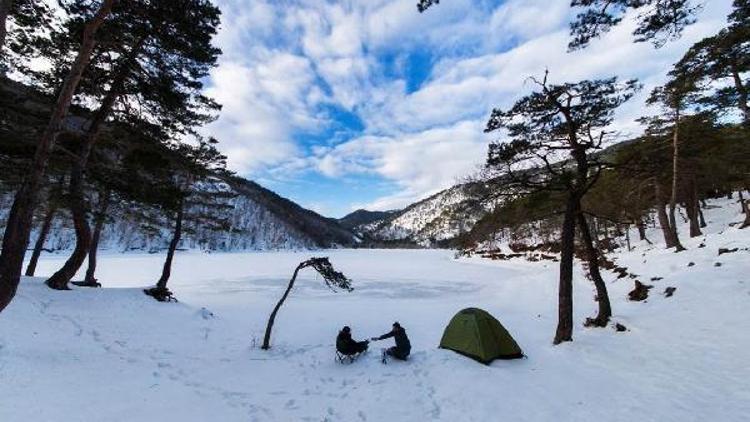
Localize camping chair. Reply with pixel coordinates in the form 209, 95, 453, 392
335, 349, 363, 364
335, 338, 365, 364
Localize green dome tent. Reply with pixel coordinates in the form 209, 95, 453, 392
439, 308, 523, 364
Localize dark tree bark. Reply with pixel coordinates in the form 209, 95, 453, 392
577, 213, 612, 327
635, 218, 650, 242
668, 110, 686, 251
685, 177, 702, 238
553, 194, 578, 345
45, 166, 91, 289
654, 181, 676, 248
158, 203, 183, 289
46, 39, 143, 290
79, 190, 111, 287
24, 204, 57, 277
698, 206, 707, 228
262, 263, 303, 350
0, 0, 115, 313
740, 190, 747, 214
144, 199, 184, 301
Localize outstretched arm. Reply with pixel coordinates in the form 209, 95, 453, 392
371, 330, 394, 341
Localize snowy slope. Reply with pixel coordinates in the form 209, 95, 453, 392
0, 177, 355, 253
1, 198, 748, 421
363, 180, 500, 246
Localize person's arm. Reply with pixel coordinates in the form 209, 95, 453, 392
371, 330, 394, 341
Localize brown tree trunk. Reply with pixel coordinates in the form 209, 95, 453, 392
635, 218, 649, 242
668, 114, 686, 251
157, 201, 184, 290
262, 263, 303, 350
740, 190, 747, 214
698, 206, 706, 228
685, 177, 702, 238
0, 0, 115, 313
24, 205, 57, 277
80, 190, 111, 287
577, 212, 611, 327
654, 181, 676, 248
554, 194, 578, 345
45, 166, 91, 289
45, 39, 142, 290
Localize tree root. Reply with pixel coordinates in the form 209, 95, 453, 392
144, 286, 177, 302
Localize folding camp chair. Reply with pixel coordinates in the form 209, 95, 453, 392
335, 349, 363, 364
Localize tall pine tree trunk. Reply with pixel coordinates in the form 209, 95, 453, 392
668, 113, 686, 251
654, 181, 676, 248
145, 199, 184, 301
554, 194, 578, 345
80, 190, 111, 287
24, 205, 57, 277
46, 39, 142, 290
46, 165, 91, 289
739, 190, 747, 214
685, 177, 702, 238
577, 212, 611, 327
0, 0, 115, 313
698, 206, 707, 228
635, 217, 650, 243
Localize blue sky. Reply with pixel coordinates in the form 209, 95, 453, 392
203, 0, 734, 218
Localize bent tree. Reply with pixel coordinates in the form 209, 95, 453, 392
262, 258, 352, 350
484, 73, 639, 343
0, 0, 115, 313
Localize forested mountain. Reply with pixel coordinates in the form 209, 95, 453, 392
337, 209, 397, 230
356, 182, 498, 246
0, 178, 354, 253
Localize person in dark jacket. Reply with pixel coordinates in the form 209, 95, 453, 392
336, 326, 368, 355
371, 322, 411, 360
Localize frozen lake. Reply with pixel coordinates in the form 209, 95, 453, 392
2, 246, 749, 421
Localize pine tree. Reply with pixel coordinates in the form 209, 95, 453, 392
0, 0, 115, 314
569, 0, 702, 49
673, 2, 749, 127
642, 72, 703, 251
44, 0, 221, 290
485, 73, 639, 343
144, 136, 232, 302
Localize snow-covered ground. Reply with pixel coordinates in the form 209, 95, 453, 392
1, 199, 749, 421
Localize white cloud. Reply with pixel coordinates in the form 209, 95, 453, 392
205, 0, 736, 213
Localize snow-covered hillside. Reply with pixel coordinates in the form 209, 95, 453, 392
1, 198, 747, 421
0, 177, 355, 253
363, 181, 499, 246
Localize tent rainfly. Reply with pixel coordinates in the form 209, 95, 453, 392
439, 308, 523, 364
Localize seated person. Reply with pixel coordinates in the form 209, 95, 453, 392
336, 326, 369, 355
371, 322, 411, 360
